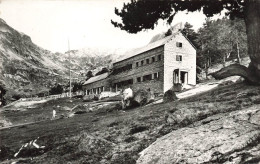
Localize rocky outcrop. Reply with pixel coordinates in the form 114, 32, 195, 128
137, 105, 260, 164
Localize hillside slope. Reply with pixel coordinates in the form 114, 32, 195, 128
0, 81, 259, 163
0, 18, 125, 100
0, 18, 70, 97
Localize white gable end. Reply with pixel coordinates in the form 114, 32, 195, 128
163, 32, 196, 92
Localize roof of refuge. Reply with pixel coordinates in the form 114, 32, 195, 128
83, 72, 109, 85
114, 33, 177, 64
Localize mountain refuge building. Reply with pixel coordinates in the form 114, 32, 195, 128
83, 32, 196, 96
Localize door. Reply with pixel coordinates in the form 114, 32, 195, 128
173, 69, 179, 84
180, 71, 188, 84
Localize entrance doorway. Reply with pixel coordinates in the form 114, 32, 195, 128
173, 69, 188, 84
180, 71, 188, 84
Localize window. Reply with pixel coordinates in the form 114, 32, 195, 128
137, 77, 141, 82
146, 58, 150, 64
152, 57, 155, 62
117, 79, 133, 87
154, 72, 159, 79
112, 64, 133, 75
141, 60, 144, 66
143, 74, 152, 82
176, 55, 182, 61
176, 42, 182, 47
136, 62, 139, 67
128, 79, 133, 84
158, 54, 162, 61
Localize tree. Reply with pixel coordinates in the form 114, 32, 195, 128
0, 85, 6, 106
195, 18, 220, 77
229, 18, 248, 63
86, 71, 94, 81
181, 22, 199, 47
95, 67, 109, 76
112, 0, 260, 84
49, 84, 63, 95
215, 18, 233, 67
72, 82, 83, 93
164, 29, 172, 37
195, 17, 247, 75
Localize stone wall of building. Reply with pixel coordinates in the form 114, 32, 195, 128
83, 79, 110, 95
110, 46, 164, 94
131, 79, 163, 95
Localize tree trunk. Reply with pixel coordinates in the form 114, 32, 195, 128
244, 0, 260, 79
237, 42, 241, 64
205, 60, 209, 79
211, 1, 260, 84
223, 53, 226, 67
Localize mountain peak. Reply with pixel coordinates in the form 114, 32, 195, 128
0, 18, 7, 24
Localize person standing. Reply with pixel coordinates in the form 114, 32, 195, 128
52, 109, 56, 119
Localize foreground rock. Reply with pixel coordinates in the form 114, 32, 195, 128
163, 90, 177, 102
121, 89, 155, 108
131, 89, 155, 107
131, 89, 149, 106
137, 105, 260, 164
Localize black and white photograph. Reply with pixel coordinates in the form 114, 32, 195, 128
0, 0, 260, 163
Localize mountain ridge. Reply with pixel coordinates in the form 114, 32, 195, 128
0, 18, 124, 101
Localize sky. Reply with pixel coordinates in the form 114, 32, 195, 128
0, 0, 220, 53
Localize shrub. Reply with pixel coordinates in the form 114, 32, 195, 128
49, 84, 63, 95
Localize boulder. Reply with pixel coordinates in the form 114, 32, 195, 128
123, 88, 134, 100
132, 90, 149, 106
82, 95, 94, 102
163, 90, 177, 102
121, 89, 156, 108
137, 105, 260, 164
